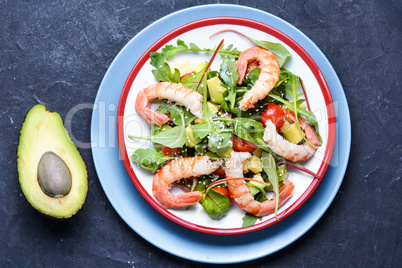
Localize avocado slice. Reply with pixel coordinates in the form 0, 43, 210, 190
283, 123, 303, 144
185, 125, 201, 147
207, 76, 227, 104
17, 104, 87, 218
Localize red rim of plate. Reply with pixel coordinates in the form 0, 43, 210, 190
117, 17, 336, 235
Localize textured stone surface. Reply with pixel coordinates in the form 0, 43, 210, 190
1, 0, 401, 267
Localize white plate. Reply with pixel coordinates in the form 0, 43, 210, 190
117, 16, 336, 234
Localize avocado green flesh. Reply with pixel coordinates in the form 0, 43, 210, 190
207, 76, 227, 104
17, 104, 87, 218
185, 125, 201, 147
283, 123, 303, 144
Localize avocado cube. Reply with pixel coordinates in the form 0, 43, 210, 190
283, 123, 303, 144
185, 125, 201, 147
207, 76, 227, 104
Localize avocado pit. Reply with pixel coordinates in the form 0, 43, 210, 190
38, 151, 72, 198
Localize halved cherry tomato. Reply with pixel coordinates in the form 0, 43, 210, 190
161, 146, 180, 157
212, 186, 231, 201
261, 103, 285, 129
232, 135, 257, 152
213, 166, 226, 177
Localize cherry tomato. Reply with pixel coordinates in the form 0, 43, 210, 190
261, 103, 285, 129
161, 146, 180, 157
212, 186, 231, 201
213, 166, 226, 177
232, 135, 257, 152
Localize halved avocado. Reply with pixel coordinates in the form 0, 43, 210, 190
17, 104, 87, 218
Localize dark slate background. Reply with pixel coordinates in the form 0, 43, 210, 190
1, 0, 401, 267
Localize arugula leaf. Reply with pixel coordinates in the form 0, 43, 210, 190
211, 30, 291, 67
220, 58, 239, 110
162, 40, 198, 60
199, 189, 231, 219
232, 118, 268, 150
255, 41, 291, 67
208, 132, 232, 155
234, 118, 265, 139
149, 52, 165, 68
191, 122, 211, 140
151, 62, 180, 83
129, 126, 186, 148
149, 51, 180, 82
261, 152, 280, 219
151, 123, 172, 152
244, 67, 261, 85
220, 57, 239, 89
157, 100, 171, 114
161, 39, 241, 60
242, 214, 262, 227
170, 105, 196, 127
240, 36, 291, 67
180, 63, 208, 90
278, 68, 300, 91
130, 148, 175, 172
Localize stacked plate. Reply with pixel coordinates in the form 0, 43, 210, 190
91, 4, 351, 264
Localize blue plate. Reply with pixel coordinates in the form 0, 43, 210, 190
91, 4, 351, 264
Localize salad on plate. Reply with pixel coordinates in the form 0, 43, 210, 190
128, 30, 322, 227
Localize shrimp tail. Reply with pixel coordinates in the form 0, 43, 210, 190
153, 156, 221, 209
171, 191, 203, 208
135, 90, 169, 126
254, 180, 294, 217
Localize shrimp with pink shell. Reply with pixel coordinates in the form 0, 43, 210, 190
236, 47, 280, 111
225, 152, 294, 217
135, 82, 203, 126
152, 156, 221, 208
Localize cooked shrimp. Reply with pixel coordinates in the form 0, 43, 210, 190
262, 111, 320, 162
236, 47, 280, 111
225, 152, 294, 217
153, 156, 221, 208
135, 82, 203, 126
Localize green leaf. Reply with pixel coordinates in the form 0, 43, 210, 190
192, 122, 211, 139
246, 67, 261, 85
278, 68, 300, 91
246, 37, 292, 67
162, 40, 190, 60
242, 214, 262, 227
199, 189, 231, 219
219, 58, 239, 110
208, 132, 232, 155
129, 126, 186, 148
220, 57, 239, 89
157, 100, 171, 114
170, 105, 196, 127
151, 62, 180, 83
151, 123, 172, 152
159, 39, 240, 61
261, 152, 280, 219
130, 148, 175, 172
149, 52, 165, 68
180, 63, 208, 90
234, 118, 265, 139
